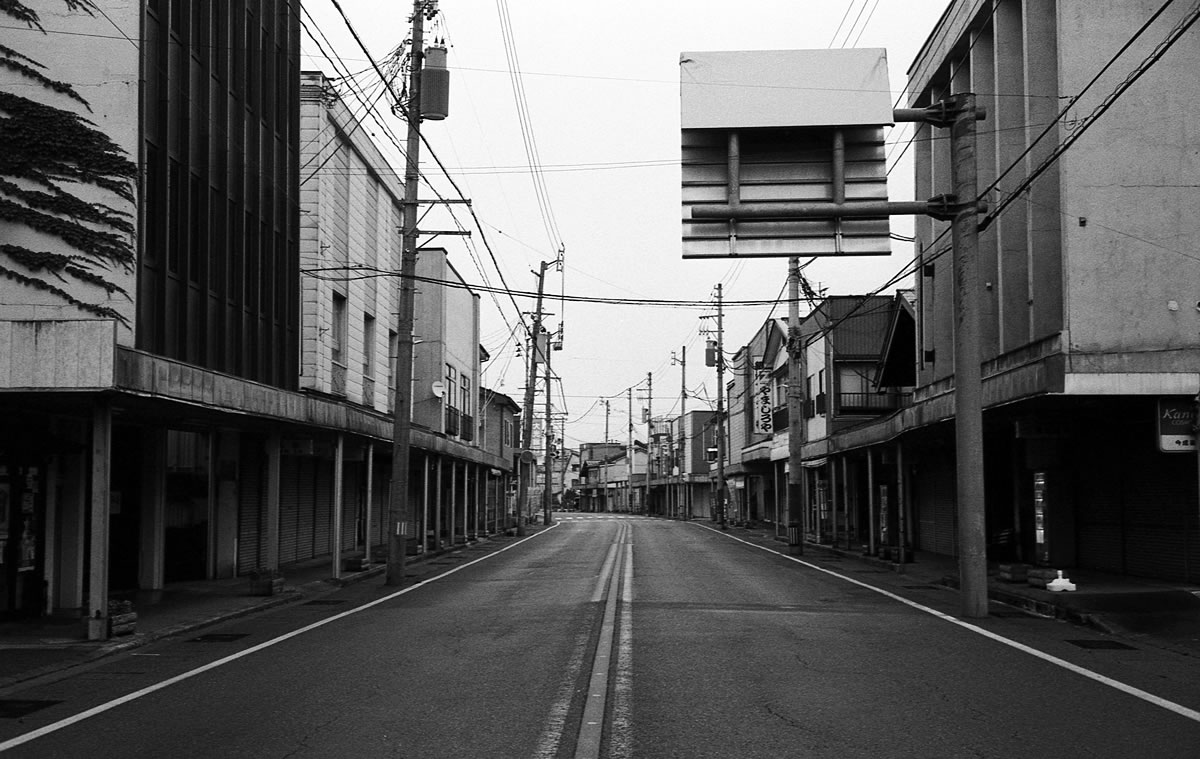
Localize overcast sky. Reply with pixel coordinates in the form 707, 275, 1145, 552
301, 0, 953, 448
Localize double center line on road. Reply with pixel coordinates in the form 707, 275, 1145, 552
536, 520, 634, 759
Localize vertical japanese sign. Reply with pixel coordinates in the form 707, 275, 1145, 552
753, 359, 773, 435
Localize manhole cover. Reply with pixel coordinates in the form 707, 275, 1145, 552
1066, 639, 1136, 650
189, 633, 250, 643
902, 584, 942, 590
989, 609, 1030, 618
0, 700, 62, 719
303, 599, 348, 606
852, 569, 891, 574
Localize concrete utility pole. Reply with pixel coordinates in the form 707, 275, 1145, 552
542, 321, 555, 527
673, 347, 687, 520
646, 371, 653, 514
715, 283, 727, 530
786, 257, 805, 554
627, 387, 634, 513
386, 0, 429, 585
602, 399, 610, 512
517, 260, 550, 536
947, 93, 987, 618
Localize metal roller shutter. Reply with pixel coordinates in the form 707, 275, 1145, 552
236, 445, 264, 575
1122, 449, 1192, 580
313, 458, 334, 557
1075, 444, 1124, 574
279, 456, 303, 565
915, 459, 956, 556
342, 462, 361, 551
295, 459, 317, 562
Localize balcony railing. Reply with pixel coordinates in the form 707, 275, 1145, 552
362, 376, 374, 407
445, 406, 460, 436
838, 391, 909, 414
460, 413, 475, 441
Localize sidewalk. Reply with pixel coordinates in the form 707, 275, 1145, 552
724, 522, 1200, 656
0, 529, 542, 689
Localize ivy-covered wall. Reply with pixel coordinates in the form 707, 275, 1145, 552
0, 0, 140, 341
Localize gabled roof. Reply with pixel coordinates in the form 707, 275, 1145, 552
482, 388, 521, 413
801, 294, 893, 359
875, 289, 917, 388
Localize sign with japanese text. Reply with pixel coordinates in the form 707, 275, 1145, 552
1157, 398, 1198, 453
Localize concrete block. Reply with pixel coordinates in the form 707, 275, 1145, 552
998, 563, 1030, 583
1027, 566, 1059, 589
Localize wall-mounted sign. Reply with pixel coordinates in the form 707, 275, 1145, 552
753, 359, 773, 435
1157, 398, 1198, 453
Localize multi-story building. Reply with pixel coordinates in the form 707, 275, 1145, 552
0, 1, 310, 629
299, 70, 506, 555
0, 3, 511, 634
797, 295, 901, 546
823, 0, 1200, 580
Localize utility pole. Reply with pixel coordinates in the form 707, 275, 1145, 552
646, 371, 653, 516
387, 0, 431, 585
627, 387, 634, 513
715, 284, 727, 530
542, 321, 555, 527
602, 399, 610, 512
517, 260, 550, 536
786, 257, 805, 554
946, 93, 986, 618
676, 346, 687, 519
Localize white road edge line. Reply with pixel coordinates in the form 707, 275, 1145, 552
0, 525, 561, 754
697, 523, 1200, 724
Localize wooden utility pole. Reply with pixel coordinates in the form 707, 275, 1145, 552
517, 261, 549, 536
386, 0, 428, 585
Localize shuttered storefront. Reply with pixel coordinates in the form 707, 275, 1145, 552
341, 461, 362, 552
1075, 441, 1124, 574
313, 458, 333, 557
279, 455, 304, 565
915, 457, 956, 556
1077, 437, 1196, 581
236, 443, 264, 575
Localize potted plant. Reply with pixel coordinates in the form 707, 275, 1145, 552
247, 567, 284, 596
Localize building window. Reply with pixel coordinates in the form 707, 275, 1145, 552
503, 417, 513, 448
387, 330, 398, 412
331, 294, 347, 364
362, 314, 376, 404
362, 314, 376, 376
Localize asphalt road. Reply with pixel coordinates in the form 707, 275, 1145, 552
2, 515, 1200, 758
